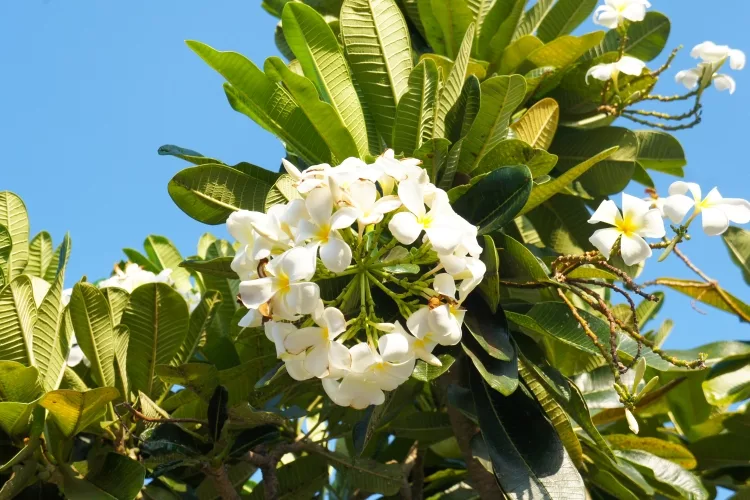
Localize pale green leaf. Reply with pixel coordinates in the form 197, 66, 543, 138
0, 192, 29, 281
526, 32, 605, 69
513, 0, 554, 40
511, 97, 559, 149
173, 290, 222, 365
634, 130, 686, 176
435, 24, 475, 138
40, 388, 119, 438
25, 231, 53, 278
392, 59, 440, 155
0, 275, 37, 365
585, 12, 671, 62
143, 235, 192, 293
432, 0, 473, 59
69, 282, 116, 389
723, 227, 750, 285
417, 0, 447, 54
536, 0, 598, 43
498, 35, 544, 75
473, 139, 558, 178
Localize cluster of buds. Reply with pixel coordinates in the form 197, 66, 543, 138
227, 151, 486, 409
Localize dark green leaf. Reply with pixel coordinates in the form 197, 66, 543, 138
445, 75, 481, 143
208, 385, 229, 442
180, 257, 238, 279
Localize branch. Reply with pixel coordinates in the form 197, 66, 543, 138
411, 447, 426, 500
118, 402, 208, 426
202, 463, 241, 500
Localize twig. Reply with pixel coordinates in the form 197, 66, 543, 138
412, 447, 426, 500
118, 402, 208, 426
400, 442, 419, 500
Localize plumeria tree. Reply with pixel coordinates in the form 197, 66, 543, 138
0, 0, 749, 498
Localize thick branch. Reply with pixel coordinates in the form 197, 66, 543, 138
202, 464, 241, 500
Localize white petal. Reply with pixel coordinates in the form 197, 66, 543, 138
66, 345, 84, 367
702, 187, 724, 206
670, 182, 703, 206
330, 207, 359, 230
340, 375, 384, 409
589, 200, 621, 225
589, 228, 622, 259
701, 207, 730, 236
621, 3, 647, 22
227, 210, 260, 244
284, 327, 322, 354
428, 305, 462, 345
719, 199, 750, 224
713, 74, 736, 94
636, 209, 666, 239
375, 359, 415, 390
675, 68, 702, 90
398, 179, 426, 217
238, 308, 263, 328
286, 357, 314, 381
322, 307, 347, 338
389, 212, 423, 245
322, 378, 349, 406
692, 41, 730, 63
620, 234, 652, 266
729, 49, 746, 70
425, 224, 462, 255
625, 408, 640, 434
621, 193, 651, 220
348, 180, 377, 212
586, 63, 616, 83
616, 56, 646, 76
303, 345, 330, 378
238, 277, 277, 309
281, 158, 303, 180
662, 194, 695, 224
440, 253, 467, 275
272, 247, 316, 282
306, 186, 334, 226
372, 195, 403, 215
378, 333, 413, 364
328, 341, 352, 379
319, 236, 352, 273
433, 273, 457, 298
350, 343, 377, 373
593, 6, 619, 29
406, 307, 431, 340
283, 282, 321, 315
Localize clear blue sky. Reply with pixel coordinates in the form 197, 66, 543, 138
1, 0, 748, 350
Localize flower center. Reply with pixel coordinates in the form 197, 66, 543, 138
616, 215, 638, 237
277, 274, 291, 294
320, 327, 329, 341
316, 223, 331, 242
418, 214, 434, 228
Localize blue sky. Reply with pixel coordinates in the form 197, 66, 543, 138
1, 0, 748, 351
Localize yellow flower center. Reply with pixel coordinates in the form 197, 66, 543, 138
316, 223, 331, 243
320, 327, 329, 341
277, 274, 291, 295
417, 214, 434, 228
615, 214, 638, 237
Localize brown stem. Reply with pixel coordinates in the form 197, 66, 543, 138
400, 443, 419, 500
411, 447, 426, 500
201, 464, 241, 500
119, 402, 208, 425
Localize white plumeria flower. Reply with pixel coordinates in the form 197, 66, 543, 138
588, 194, 666, 266
389, 179, 462, 254
341, 179, 402, 229
227, 210, 262, 280
586, 57, 646, 83
297, 187, 358, 273
247, 201, 307, 260
264, 321, 314, 381
373, 149, 425, 195
676, 64, 738, 94
593, 0, 651, 29
282, 158, 331, 194
284, 302, 351, 378
691, 41, 746, 69
376, 321, 442, 367
662, 182, 750, 236
238, 246, 320, 320
407, 277, 465, 348
322, 336, 415, 409
452, 257, 487, 303
98, 263, 173, 293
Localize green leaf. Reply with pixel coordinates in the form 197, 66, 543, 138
101, 287, 130, 326
168, 163, 277, 225
180, 257, 238, 280
606, 435, 696, 469
473, 139, 558, 178
458, 75, 527, 173
187, 41, 332, 165
464, 298, 514, 361
431, 0, 473, 59
526, 195, 596, 255
25, 231, 53, 278
444, 75, 481, 143
702, 353, 750, 406
417, 0, 447, 54
208, 385, 229, 441
69, 282, 116, 389
282, 2, 369, 156
586, 12, 671, 62
511, 97, 559, 150
157, 144, 225, 166
392, 59, 440, 155
498, 35, 544, 75
519, 146, 618, 215
550, 127, 637, 196
536, 0, 597, 42
264, 56, 361, 161
0, 275, 37, 365
247, 455, 328, 499
479, 0, 526, 63
0, 192, 29, 281
513, 0, 554, 39
340, 0, 413, 143
308, 446, 404, 495
435, 24, 475, 138
0, 400, 37, 437
526, 32, 605, 69
462, 329, 518, 396
452, 165, 533, 234
201, 242, 240, 333
77, 452, 146, 500
723, 227, 750, 285
265, 174, 303, 211
470, 367, 585, 500
156, 363, 219, 400
40, 388, 119, 438
616, 450, 708, 500
226, 403, 285, 429
478, 235, 500, 312
656, 278, 750, 321
173, 290, 222, 366
0, 361, 40, 403
122, 248, 161, 274
518, 357, 584, 469
114, 324, 130, 400
122, 283, 190, 398
412, 354, 455, 381
634, 130, 686, 176
390, 411, 454, 442
414, 138, 451, 183
0, 226, 10, 288
143, 236, 192, 293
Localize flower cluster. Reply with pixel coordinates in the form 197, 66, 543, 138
676, 42, 746, 95
588, 182, 750, 265
229, 151, 485, 409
